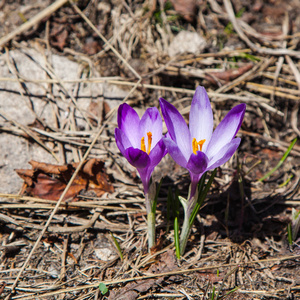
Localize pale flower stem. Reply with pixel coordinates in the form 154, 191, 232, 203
147, 211, 155, 251
145, 187, 156, 252
179, 183, 198, 255
179, 210, 192, 255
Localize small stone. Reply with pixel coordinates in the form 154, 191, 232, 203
94, 247, 117, 261
168, 31, 207, 57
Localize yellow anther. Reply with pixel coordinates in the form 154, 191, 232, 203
192, 138, 198, 154
198, 139, 206, 152
192, 138, 206, 154
147, 132, 152, 154
141, 137, 146, 153
141, 132, 153, 154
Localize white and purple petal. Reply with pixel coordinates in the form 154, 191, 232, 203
163, 137, 188, 168
206, 138, 241, 170
206, 103, 246, 159
160, 98, 192, 160
189, 86, 214, 152
118, 103, 141, 148
115, 128, 132, 156
140, 107, 163, 149
148, 139, 167, 168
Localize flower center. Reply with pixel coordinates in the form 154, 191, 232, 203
141, 132, 152, 154
192, 138, 206, 154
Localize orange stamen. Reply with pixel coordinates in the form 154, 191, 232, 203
141, 132, 153, 154
141, 137, 146, 152
147, 132, 152, 154
192, 138, 198, 154
192, 138, 206, 154
198, 139, 206, 152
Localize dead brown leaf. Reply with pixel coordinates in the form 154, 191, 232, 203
108, 279, 156, 300
170, 0, 197, 23
50, 22, 68, 50
206, 63, 254, 85
148, 249, 178, 274
83, 37, 101, 55
16, 159, 114, 201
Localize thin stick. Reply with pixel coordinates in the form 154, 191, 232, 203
44, 61, 94, 130
60, 227, 68, 281
246, 82, 300, 101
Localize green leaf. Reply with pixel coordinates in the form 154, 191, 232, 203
279, 174, 293, 187
292, 208, 300, 241
174, 217, 180, 259
197, 172, 207, 195
215, 266, 239, 299
151, 178, 163, 213
189, 169, 217, 226
210, 286, 216, 300
110, 232, 123, 260
224, 286, 240, 297
173, 187, 180, 219
287, 223, 293, 246
258, 138, 297, 182
239, 53, 260, 62
236, 7, 245, 18
99, 283, 108, 295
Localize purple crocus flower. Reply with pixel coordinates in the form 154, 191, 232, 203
115, 103, 167, 195
160, 86, 246, 199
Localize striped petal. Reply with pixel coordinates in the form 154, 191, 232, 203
140, 107, 163, 150
206, 104, 245, 159
207, 138, 241, 170
189, 86, 213, 153
118, 103, 141, 148
160, 97, 192, 161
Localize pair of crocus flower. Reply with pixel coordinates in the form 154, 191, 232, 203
115, 86, 246, 252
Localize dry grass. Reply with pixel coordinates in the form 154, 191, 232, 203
0, 0, 300, 299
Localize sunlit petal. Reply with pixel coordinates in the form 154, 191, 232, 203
160, 97, 192, 159
206, 104, 246, 159
115, 128, 131, 156
149, 139, 167, 167
189, 86, 213, 152
140, 107, 163, 149
118, 103, 141, 148
207, 138, 241, 170
163, 137, 188, 168
115, 103, 167, 194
